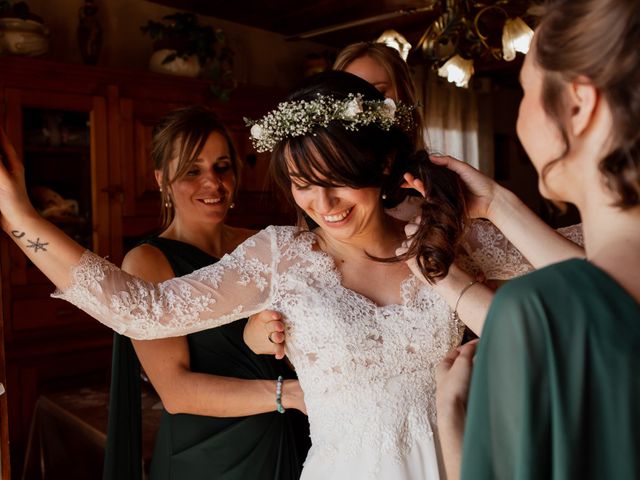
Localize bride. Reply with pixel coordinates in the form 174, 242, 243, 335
0, 71, 582, 479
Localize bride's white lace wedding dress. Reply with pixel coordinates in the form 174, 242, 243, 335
53, 221, 583, 479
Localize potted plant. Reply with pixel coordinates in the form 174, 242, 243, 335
141, 12, 235, 100
0, 1, 49, 56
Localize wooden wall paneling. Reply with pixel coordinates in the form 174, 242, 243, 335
106, 86, 124, 265
89, 95, 111, 258
0, 262, 10, 480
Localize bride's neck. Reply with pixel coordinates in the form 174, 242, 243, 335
317, 214, 403, 262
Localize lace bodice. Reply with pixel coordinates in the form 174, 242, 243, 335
53, 221, 583, 476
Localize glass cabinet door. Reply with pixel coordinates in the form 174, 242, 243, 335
3, 88, 110, 287
23, 108, 93, 249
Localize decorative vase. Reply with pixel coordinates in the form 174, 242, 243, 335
149, 49, 201, 77
0, 17, 49, 56
77, 0, 102, 65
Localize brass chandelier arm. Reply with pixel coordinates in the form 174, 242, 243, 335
473, 4, 509, 60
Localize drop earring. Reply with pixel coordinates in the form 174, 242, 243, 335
381, 193, 387, 200
229, 202, 235, 209
165, 195, 173, 209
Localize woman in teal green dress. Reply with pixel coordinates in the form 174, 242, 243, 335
102, 106, 309, 480
434, 0, 640, 478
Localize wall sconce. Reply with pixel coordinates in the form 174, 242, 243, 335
376, 29, 412, 61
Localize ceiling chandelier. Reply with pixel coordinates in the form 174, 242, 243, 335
415, 0, 534, 88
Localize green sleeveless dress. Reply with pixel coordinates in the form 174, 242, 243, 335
103, 237, 310, 480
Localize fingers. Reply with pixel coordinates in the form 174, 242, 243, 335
253, 309, 282, 323
435, 347, 461, 379
267, 328, 285, 344
404, 222, 419, 237
457, 339, 479, 360
401, 172, 427, 197
429, 154, 460, 168
436, 340, 479, 378
257, 310, 287, 360
244, 310, 287, 359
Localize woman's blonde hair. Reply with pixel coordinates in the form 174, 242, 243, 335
334, 42, 424, 148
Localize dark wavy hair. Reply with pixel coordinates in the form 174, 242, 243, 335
534, 0, 640, 208
269, 70, 466, 283
151, 106, 240, 228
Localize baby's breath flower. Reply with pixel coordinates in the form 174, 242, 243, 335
244, 93, 416, 153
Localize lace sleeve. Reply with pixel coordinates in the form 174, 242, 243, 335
459, 220, 584, 280
52, 228, 278, 339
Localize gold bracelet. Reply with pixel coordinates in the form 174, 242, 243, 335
453, 280, 479, 319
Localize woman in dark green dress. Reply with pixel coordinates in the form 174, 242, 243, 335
103, 106, 310, 480
434, 0, 640, 478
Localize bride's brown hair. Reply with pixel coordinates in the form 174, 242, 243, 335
270, 71, 466, 283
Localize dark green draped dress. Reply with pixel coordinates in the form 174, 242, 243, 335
103, 237, 310, 480
461, 259, 640, 480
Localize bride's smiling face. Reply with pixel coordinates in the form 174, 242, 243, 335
289, 167, 383, 242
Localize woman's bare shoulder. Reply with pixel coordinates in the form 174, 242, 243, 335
122, 243, 174, 281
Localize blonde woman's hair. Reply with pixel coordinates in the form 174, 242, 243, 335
334, 42, 424, 147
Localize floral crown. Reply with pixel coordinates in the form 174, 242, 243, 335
244, 93, 416, 153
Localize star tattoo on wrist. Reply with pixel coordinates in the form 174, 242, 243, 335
26, 237, 49, 252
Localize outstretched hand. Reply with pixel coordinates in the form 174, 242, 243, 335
0, 127, 36, 231
429, 155, 499, 219
243, 310, 287, 360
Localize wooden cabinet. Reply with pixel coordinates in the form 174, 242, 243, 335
0, 56, 288, 478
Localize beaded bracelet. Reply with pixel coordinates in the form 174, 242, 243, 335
275, 375, 285, 414
451, 280, 479, 324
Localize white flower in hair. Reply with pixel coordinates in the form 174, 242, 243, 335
344, 98, 363, 118
250, 124, 264, 140
382, 98, 397, 120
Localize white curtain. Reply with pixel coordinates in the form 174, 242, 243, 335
413, 66, 493, 175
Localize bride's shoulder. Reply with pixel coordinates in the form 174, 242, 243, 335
253, 225, 316, 255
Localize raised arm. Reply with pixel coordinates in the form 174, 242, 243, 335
1, 128, 276, 339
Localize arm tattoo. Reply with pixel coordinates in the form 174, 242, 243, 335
11, 230, 25, 239
26, 237, 49, 252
